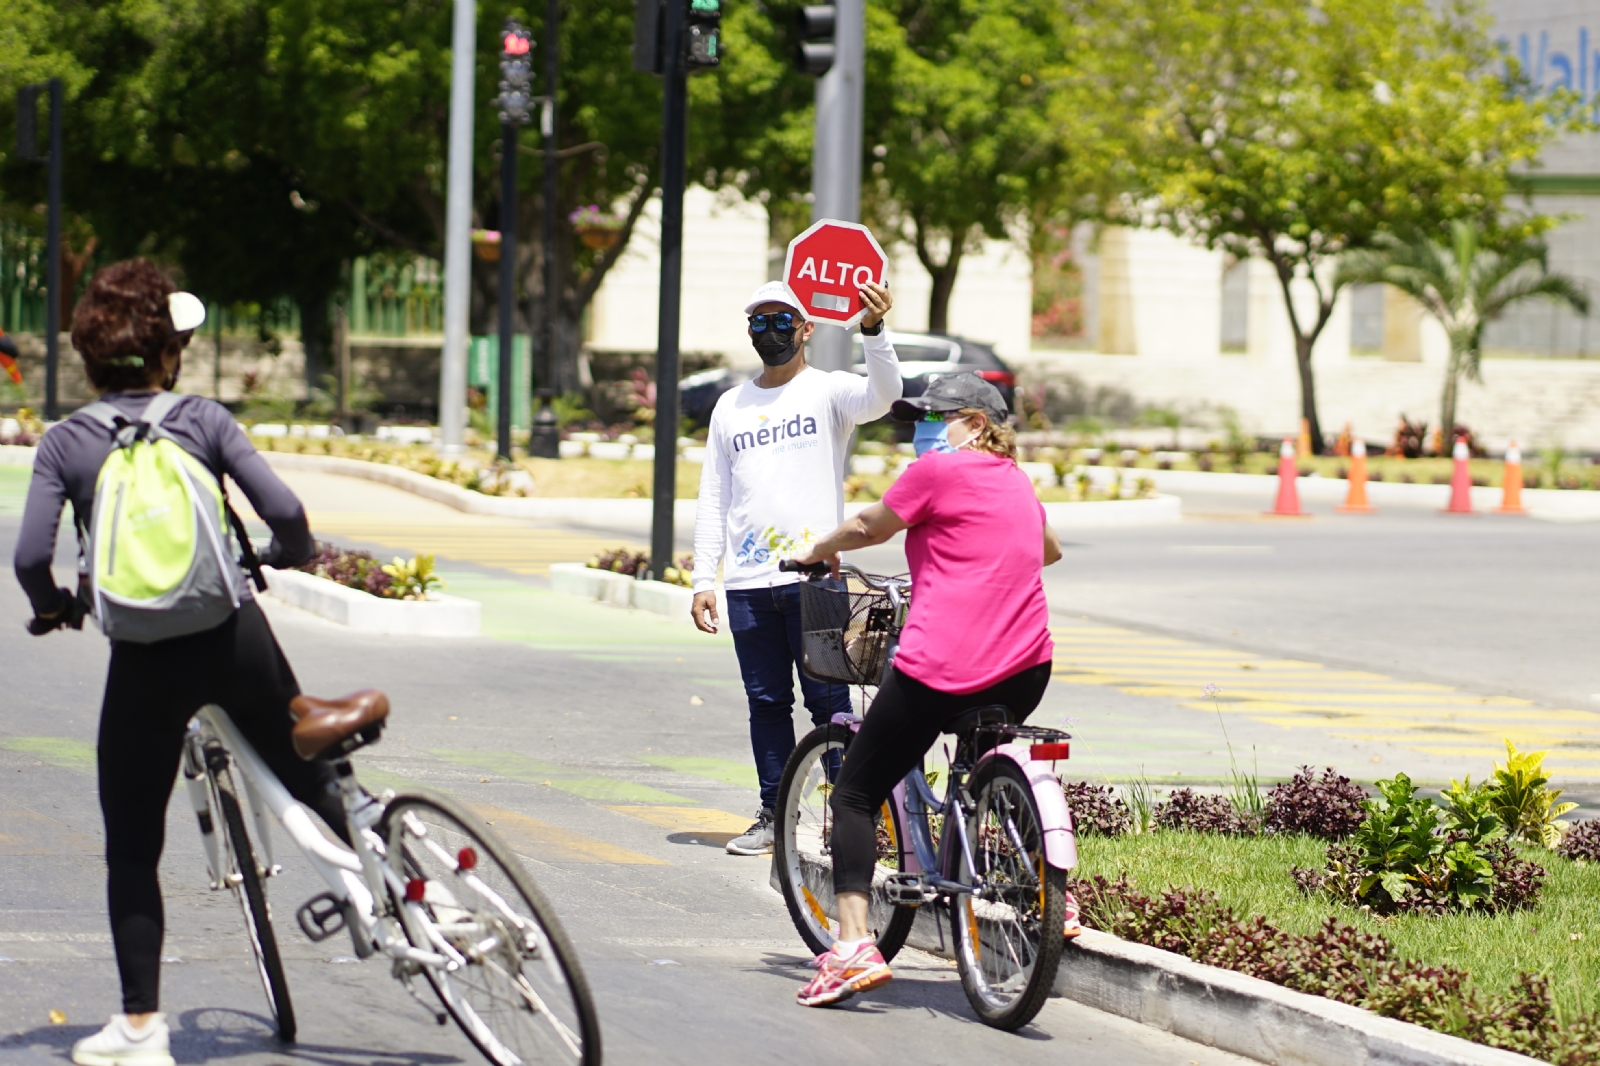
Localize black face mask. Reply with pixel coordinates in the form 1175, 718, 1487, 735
752, 329, 800, 366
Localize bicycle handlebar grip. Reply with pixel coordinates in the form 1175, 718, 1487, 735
778, 559, 830, 576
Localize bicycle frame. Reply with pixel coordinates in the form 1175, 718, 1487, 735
180, 704, 449, 971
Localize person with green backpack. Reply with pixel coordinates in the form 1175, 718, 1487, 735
13, 258, 350, 1066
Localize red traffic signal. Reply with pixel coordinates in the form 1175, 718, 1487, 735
503, 32, 530, 55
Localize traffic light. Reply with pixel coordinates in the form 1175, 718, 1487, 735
685, 0, 722, 70
634, 0, 722, 75
796, 3, 835, 76
497, 20, 534, 125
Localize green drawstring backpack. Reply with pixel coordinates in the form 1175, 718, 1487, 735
75, 392, 250, 642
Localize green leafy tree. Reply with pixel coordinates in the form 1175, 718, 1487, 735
1089, 0, 1578, 452
1336, 222, 1589, 451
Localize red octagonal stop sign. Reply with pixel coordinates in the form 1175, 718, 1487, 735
783, 219, 888, 329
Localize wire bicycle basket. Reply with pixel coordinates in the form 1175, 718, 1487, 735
798, 574, 907, 686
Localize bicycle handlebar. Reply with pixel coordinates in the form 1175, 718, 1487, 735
778, 559, 910, 593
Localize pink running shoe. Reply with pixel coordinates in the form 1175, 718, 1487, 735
1063, 889, 1083, 939
796, 940, 892, 1007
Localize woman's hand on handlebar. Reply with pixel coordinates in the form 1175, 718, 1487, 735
781, 549, 840, 578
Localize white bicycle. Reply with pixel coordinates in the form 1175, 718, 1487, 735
181, 689, 600, 1065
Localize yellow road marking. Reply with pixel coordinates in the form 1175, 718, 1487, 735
605, 806, 753, 835
1049, 622, 1600, 771
468, 804, 667, 865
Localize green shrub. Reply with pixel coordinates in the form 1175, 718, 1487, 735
1487, 740, 1576, 848
1292, 773, 1545, 915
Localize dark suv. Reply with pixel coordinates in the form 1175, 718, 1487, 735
679, 330, 1016, 429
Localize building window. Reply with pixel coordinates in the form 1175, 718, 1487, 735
1350, 284, 1384, 355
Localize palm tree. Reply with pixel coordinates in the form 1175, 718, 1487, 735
1336, 222, 1590, 452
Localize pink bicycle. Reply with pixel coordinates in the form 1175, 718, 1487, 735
771, 561, 1077, 1030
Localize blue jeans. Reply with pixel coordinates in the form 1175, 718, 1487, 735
726, 584, 852, 810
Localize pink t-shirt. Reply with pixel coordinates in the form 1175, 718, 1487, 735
881, 450, 1055, 695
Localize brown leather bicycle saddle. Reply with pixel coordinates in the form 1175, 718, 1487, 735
289, 689, 390, 760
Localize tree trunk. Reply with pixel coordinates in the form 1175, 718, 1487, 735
1439, 346, 1464, 456
1268, 253, 1336, 456
1293, 332, 1324, 456
297, 294, 330, 398
914, 221, 968, 335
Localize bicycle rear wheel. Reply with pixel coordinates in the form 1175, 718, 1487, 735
949, 758, 1065, 1030
214, 780, 296, 1042
773, 723, 915, 960
379, 790, 600, 1066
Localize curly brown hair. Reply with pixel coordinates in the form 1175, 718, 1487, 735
958, 407, 1018, 461
70, 258, 191, 392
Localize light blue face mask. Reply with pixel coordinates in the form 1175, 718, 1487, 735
912, 415, 968, 457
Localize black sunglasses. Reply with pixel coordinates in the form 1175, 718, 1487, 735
748, 311, 798, 333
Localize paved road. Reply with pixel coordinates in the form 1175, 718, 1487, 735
0, 465, 1248, 1064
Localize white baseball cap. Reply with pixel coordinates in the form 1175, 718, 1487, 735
743, 280, 804, 317
167, 291, 207, 333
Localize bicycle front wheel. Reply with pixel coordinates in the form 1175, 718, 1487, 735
773, 723, 915, 960
950, 758, 1065, 1030
215, 782, 296, 1042
379, 790, 600, 1066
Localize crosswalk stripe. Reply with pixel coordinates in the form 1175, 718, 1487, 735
1049, 623, 1600, 767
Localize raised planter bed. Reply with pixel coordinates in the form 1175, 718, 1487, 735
547, 562, 725, 626
263, 567, 480, 636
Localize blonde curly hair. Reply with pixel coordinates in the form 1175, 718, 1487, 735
957, 408, 1017, 461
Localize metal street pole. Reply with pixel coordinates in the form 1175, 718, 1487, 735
497, 120, 518, 462
45, 78, 62, 420
495, 20, 534, 463
806, 0, 863, 374
542, 0, 559, 398
439, 0, 476, 454
649, 0, 689, 581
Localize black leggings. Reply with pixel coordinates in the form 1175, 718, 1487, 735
829, 662, 1052, 896
98, 601, 346, 1013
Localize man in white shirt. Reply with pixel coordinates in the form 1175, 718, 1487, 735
691, 278, 901, 854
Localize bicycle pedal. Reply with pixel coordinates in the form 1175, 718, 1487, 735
883, 872, 934, 905
296, 892, 347, 942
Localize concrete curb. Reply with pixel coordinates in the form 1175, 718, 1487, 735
547, 562, 725, 626
1091, 465, 1600, 521
0, 444, 36, 466
263, 567, 480, 636
900, 908, 1539, 1066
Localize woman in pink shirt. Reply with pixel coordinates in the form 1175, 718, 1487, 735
788, 373, 1063, 1008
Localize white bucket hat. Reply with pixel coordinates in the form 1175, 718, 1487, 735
743, 280, 804, 317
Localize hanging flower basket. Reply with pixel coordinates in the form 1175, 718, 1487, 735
471, 229, 501, 262
569, 205, 623, 250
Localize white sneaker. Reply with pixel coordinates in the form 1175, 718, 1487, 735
71, 1014, 175, 1066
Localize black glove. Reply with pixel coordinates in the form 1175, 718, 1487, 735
256, 539, 289, 570
27, 589, 87, 636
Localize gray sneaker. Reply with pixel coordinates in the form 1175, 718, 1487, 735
726, 808, 775, 855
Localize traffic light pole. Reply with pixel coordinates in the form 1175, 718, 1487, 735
806, 0, 864, 374
649, 0, 689, 581
497, 120, 518, 463
45, 78, 62, 421
439, 0, 476, 454
542, 0, 560, 398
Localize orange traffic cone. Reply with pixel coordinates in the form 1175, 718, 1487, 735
1337, 438, 1375, 513
1497, 441, 1527, 515
1443, 438, 1473, 514
1266, 439, 1307, 516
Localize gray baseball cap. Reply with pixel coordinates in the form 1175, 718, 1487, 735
890, 372, 1010, 423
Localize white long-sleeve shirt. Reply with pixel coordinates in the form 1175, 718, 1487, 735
692, 330, 901, 592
